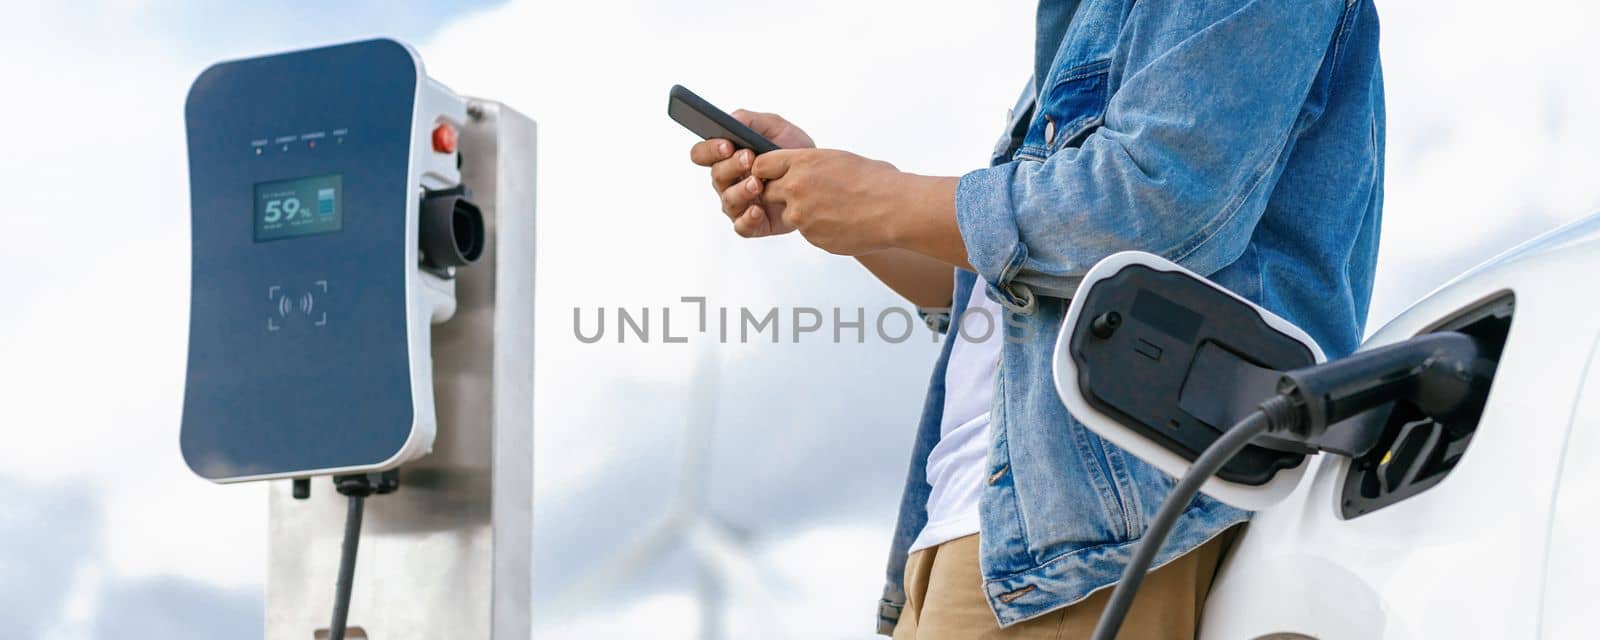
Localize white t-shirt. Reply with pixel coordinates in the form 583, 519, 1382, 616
909, 276, 1005, 553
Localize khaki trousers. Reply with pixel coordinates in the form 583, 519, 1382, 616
891, 528, 1238, 640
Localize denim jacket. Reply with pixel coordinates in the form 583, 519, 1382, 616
878, 0, 1383, 632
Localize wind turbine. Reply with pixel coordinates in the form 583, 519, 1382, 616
555, 345, 795, 639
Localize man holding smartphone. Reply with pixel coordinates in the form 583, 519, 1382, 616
688, 1, 1384, 637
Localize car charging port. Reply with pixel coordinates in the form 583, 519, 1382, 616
420, 185, 484, 272
1335, 292, 1512, 518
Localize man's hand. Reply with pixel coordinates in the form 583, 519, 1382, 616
687, 111, 970, 270
687, 111, 814, 238
748, 149, 908, 256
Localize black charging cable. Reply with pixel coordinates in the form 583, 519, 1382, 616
1090, 396, 1298, 640
329, 492, 365, 640
322, 471, 399, 640
1090, 331, 1492, 640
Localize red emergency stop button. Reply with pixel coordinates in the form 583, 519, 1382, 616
432, 123, 458, 154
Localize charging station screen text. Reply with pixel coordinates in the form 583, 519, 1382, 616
254, 174, 343, 242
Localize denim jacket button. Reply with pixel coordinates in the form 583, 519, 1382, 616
1044, 116, 1057, 146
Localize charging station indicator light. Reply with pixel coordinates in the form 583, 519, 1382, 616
432, 123, 457, 154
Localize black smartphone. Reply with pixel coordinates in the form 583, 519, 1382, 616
668, 85, 781, 155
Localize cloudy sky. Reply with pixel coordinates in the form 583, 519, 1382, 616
1, 1, 1597, 638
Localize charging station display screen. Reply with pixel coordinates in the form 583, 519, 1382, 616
254, 174, 343, 242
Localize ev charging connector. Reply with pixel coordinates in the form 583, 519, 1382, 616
1274, 331, 1493, 441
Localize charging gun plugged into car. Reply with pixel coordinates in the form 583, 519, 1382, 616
181, 39, 536, 640
1051, 253, 1503, 640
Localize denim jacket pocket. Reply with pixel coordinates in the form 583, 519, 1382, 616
1069, 417, 1138, 541
1018, 59, 1112, 160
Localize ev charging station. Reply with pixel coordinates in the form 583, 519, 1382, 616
181, 39, 535, 639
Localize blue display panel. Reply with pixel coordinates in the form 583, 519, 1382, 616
255, 173, 343, 242
182, 39, 419, 480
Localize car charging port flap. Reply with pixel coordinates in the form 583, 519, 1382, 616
420, 185, 484, 273
1067, 262, 1321, 485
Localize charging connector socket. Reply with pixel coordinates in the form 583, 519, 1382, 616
420, 186, 484, 271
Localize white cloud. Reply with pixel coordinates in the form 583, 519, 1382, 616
539, 590, 701, 640
532, 522, 890, 639
0, 0, 267, 596
1369, 0, 1600, 325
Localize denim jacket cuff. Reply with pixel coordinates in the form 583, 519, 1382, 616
956, 164, 1036, 314
876, 597, 903, 636
915, 306, 953, 334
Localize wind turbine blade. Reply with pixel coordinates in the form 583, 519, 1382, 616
677, 344, 723, 509
685, 517, 800, 639
697, 559, 723, 640
705, 512, 798, 595
552, 515, 684, 614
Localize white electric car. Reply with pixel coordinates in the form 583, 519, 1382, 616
1055, 212, 1600, 639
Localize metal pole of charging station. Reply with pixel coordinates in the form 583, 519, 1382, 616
264, 100, 537, 640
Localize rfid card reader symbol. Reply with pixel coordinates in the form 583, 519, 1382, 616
266, 280, 329, 331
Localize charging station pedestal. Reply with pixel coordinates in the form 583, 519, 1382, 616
261, 101, 536, 640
